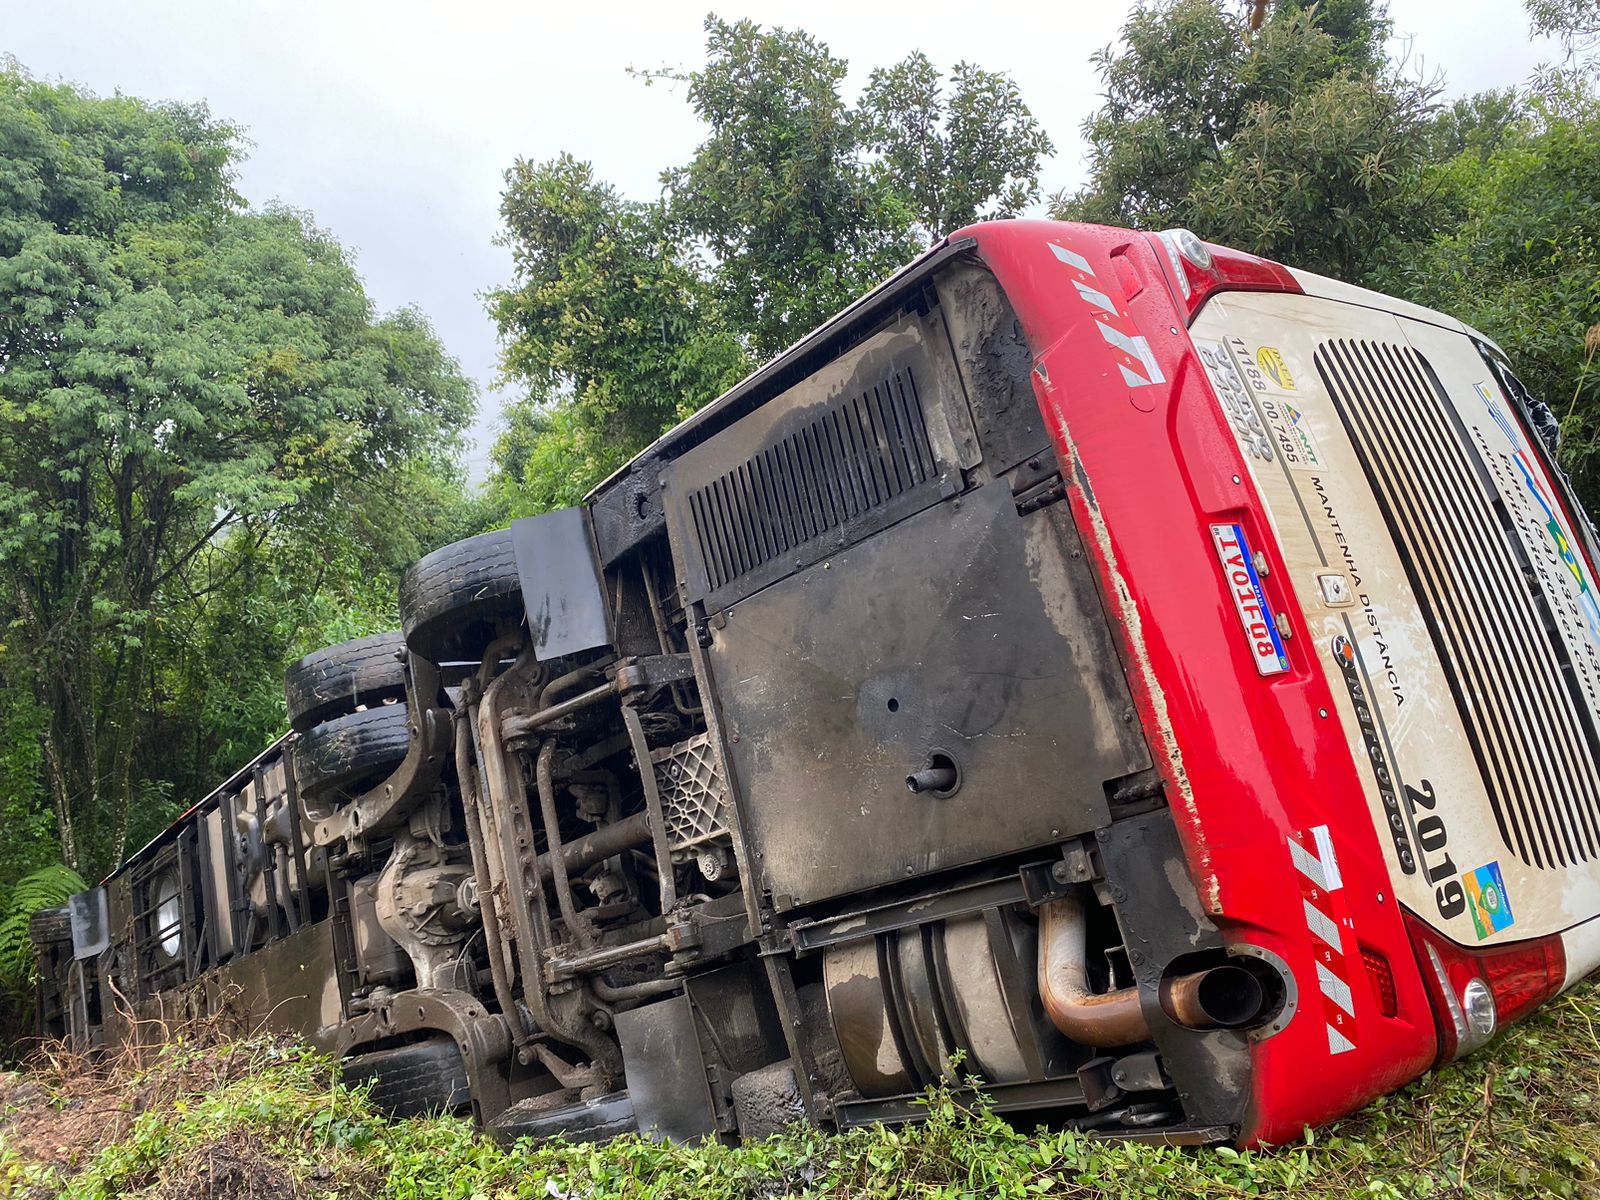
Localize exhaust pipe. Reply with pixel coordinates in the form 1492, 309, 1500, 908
1038, 895, 1151, 1046
1037, 897, 1272, 1046
1160, 963, 1267, 1030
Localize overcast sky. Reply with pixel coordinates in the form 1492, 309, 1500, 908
2, 1, 1561, 478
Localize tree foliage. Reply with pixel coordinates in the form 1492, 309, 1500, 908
1382, 83, 1600, 504
660, 17, 920, 361
861, 52, 1055, 243
485, 154, 748, 516
488, 15, 1051, 518
1059, 0, 1438, 280
0, 68, 475, 878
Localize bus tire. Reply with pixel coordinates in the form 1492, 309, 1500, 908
399, 529, 523, 665
284, 632, 408, 733
290, 704, 411, 802
486, 1090, 637, 1145
731, 1060, 806, 1140
341, 1037, 470, 1117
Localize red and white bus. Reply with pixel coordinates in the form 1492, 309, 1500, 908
37, 219, 1600, 1148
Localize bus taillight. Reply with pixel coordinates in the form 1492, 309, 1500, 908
1404, 913, 1566, 1062
1151, 228, 1301, 319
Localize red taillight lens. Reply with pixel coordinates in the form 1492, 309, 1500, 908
1150, 229, 1302, 319
1360, 944, 1398, 1018
1404, 913, 1565, 1062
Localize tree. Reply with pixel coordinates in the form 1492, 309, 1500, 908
1382, 85, 1600, 507
488, 16, 1053, 512
0, 68, 475, 877
1529, 0, 1600, 62
1059, 0, 1437, 281
657, 16, 919, 361
485, 153, 748, 517
860, 52, 1054, 243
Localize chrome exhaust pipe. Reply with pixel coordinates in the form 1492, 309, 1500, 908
1038, 896, 1272, 1046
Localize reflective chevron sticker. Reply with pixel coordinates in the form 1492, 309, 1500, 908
1046, 240, 1165, 388
1290, 824, 1359, 1055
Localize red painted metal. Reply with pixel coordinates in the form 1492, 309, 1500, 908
951, 218, 1438, 1145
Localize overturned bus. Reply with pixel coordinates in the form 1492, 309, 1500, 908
34, 219, 1600, 1147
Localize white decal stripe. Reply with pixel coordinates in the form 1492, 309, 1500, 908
1316, 960, 1356, 1017
1048, 243, 1093, 273
1327, 1025, 1357, 1055
1289, 838, 1329, 890
1312, 824, 1344, 891
1304, 898, 1344, 953
1096, 323, 1166, 386
1072, 279, 1117, 313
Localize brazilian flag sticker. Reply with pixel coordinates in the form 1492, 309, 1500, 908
1463, 861, 1515, 941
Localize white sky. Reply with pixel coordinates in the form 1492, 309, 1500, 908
1, 1, 1562, 478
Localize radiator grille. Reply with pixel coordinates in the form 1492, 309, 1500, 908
1316, 339, 1600, 869
652, 733, 730, 851
686, 367, 937, 595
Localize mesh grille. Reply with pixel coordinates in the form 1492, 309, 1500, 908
1316, 338, 1600, 869
652, 733, 731, 851
686, 367, 937, 594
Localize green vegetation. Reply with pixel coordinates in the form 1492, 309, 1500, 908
1, 981, 1595, 1198
483, 16, 1054, 522
0, 64, 478, 901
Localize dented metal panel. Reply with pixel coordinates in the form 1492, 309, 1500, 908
702, 480, 1148, 906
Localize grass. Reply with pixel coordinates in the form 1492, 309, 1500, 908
0, 980, 1596, 1199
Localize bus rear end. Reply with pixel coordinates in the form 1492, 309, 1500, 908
964, 220, 1600, 1144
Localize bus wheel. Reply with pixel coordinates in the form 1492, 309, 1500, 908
341, 1037, 470, 1118
486, 1091, 638, 1145
291, 704, 411, 803
399, 528, 523, 665
400, 534, 524, 668
284, 632, 408, 732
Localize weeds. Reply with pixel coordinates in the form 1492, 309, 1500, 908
1, 981, 1596, 1199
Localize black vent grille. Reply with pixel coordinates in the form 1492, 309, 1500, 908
1316, 338, 1600, 869
687, 367, 938, 595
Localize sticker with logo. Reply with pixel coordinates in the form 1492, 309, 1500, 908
1256, 345, 1297, 390
1475, 381, 1600, 645
1260, 394, 1324, 470
1197, 339, 1274, 463
1462, 861, 1514, 940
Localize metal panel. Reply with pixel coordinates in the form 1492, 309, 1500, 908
933, 258, 1051, 474
1097, 810, 1250, 1130
615, 993, 719, 1143
662, 314, 974, 613
703, 481, 1148, 906
510, 506, 613, 660
69, 888, 109, 961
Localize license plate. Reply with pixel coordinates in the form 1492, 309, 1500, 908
1210, 523, 1289, 676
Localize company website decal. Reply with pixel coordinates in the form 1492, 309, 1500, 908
1330, 632, 1416, 875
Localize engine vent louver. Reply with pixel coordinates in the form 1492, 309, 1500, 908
686, 366, 939, 598
1316, 338, 1600, 870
